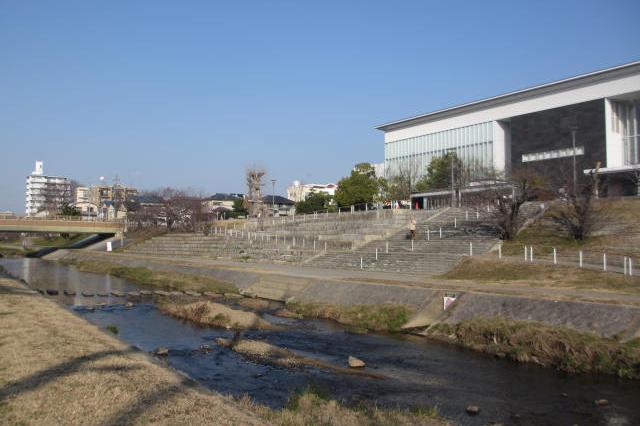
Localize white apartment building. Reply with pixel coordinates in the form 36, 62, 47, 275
25, 161, 71, 216
287, 181, 337, 203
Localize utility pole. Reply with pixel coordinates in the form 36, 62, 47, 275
271, 179, 276, 217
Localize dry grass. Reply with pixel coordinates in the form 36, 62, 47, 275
427, 317, 640, 379
287, 302, 414, 332
236, 387, 447, 426
443, 257, 640, 295
0, 277, 263, 425
503, 198, 640, 256
62, 259, 237, 294
158, 301, 275, 330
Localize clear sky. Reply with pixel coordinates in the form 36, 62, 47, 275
1, 0, 639, 213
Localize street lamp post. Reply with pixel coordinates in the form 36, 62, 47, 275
271, 179, 276, 217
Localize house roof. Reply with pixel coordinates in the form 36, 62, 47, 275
261, 195, 295, 205
207, 193, 244, 201
376, 60, 640, 132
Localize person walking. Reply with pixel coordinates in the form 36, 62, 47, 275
408, 216, 417, 240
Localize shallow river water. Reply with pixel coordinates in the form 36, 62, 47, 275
1, 258, 639, 425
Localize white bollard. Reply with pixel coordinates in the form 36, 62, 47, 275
529, 246, 533, 263
411, 240, 414, 251
360, 257, 363, 270
624, 256, 628, 275
469, 242, 473, 256
553, 248, 557, 265
603, 253, 607, 271
629, 258, 634, 276
476, 210, 479, 219
524, 246, 528, 262
375, 247, 378, 260
465, 210, 469, 220
439, 227, 442, 239
454, 217, 457, 228
579, 250, 583, 268
498, 245, 502, 259
427, 229, 430, 241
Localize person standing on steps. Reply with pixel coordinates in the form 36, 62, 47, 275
408, 215, 417, 240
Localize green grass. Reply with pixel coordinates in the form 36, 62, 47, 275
0, 246, 27, 257
105, 325, 119, 335
443, 257, 640, 295
287, 302, 414, 332
31, 234, 85, 248
60, 259, 238, 294
426, 317, 640, 379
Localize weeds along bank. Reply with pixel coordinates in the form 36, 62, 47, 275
47, 250, 640, 380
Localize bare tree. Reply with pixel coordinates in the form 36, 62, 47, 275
486, 168, 542, 240
548, 169, 604, 240
245, 168, 267, 218
386, 157, 421, 201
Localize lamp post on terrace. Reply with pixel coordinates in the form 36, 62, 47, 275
271, 179, 276, 217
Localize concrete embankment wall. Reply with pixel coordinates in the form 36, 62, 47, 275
49, 250, 640, 339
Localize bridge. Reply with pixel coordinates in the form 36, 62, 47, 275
0, 217, 124, 236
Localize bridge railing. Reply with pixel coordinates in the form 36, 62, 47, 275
1, 216, 125, 224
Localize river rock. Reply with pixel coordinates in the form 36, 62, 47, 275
154, 347, 169, 356
594, 399, 609, 406
224, 293, 242, 299
154, 290, 171, 296
348, 356, 365, 368
81, 292, 94, 297
185, 291, 202, 297
466, 405, 480, 415
125, 302, 134, 308
111, 291, 125, 297
140, 290, 152, 296
46, 289, 59, 295
204, 291, 222, 298
169, 291, 183, 296
127, 291, 140, 297
97, 292, 109, 297
64, 289, 76, 296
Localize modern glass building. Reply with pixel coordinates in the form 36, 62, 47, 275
377, 61, 640, 198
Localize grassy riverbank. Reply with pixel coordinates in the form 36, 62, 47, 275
61, 259, 238, 294
443, 257, 640, 295
286, 302, 414, 332
426, 317, 640, 379
158, 300, 274, 330
237, 386, 445, 426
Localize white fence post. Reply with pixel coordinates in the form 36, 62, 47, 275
603, 253, 607, 271
579, 250, 583, 268
411, 240, 414, 251
313, 240, 316, 252
324, 241, 327, 252
386, 241, 389, 254
439, 227, 442, 239
454, 217, 457, 228
465, 210, 469, 220
553, 248, 557, 265
375, 247, 378, 260
524, 246, 528, 262
529, 246, 533, 263
469, 242, 473, 256
624, 256, 628, 275
498, 245, 502, 259
630, 258, 634, 276
427, 229, 430, 241
360, 257, 363, 270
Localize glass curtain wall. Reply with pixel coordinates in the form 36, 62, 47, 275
620, 101, 639, 165
384, 121, 494, 177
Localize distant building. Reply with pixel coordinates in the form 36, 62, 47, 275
0, 211, 16, 219
202, 193, 244, 212
75, 186, 90, 203
372, 162, 385, 179
88, 183, 138, 207
262, 195, 295, 216
286, 181, 337, 203
25, 161, 71, 216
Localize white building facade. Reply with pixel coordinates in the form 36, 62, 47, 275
378, 61, 640, 196
287, 181, 337, 203
25, 161, 72, 216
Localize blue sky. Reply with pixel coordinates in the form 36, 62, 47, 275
1, 0, 639, 212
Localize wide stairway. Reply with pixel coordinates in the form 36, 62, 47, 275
305, 207, 499, 275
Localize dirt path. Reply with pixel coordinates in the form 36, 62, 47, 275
0, 277, 265, 426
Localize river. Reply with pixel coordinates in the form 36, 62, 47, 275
1, 257, 638, 425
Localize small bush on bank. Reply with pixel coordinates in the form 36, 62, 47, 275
106, 325, 118, 335
427, 317, 640, 379
288, 302, 413, 332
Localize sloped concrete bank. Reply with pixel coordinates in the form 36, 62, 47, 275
48, 250, 640, 339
